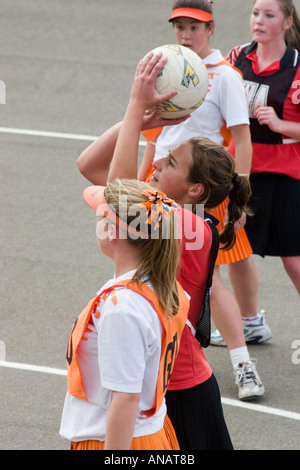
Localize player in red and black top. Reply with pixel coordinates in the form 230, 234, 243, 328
226, 0, 300, 295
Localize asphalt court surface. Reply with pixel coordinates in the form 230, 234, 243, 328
1, 0, 300, 451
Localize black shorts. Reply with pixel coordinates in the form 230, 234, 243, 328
245, 173, 300, 257
165, 374, 233, 450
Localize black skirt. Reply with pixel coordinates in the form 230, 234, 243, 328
165, 374, 233, 450
245, 173, 300, 257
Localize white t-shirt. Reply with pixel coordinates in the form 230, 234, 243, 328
59, 270, 166, 442
154, 49, 249, 161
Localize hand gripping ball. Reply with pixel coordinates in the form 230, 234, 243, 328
148, 44, 209, 119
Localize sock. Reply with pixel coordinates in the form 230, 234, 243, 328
242, 314, 260, 325
230, 346, 250, 370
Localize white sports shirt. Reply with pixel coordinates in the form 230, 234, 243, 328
154, 49, 250, 161
59, 270, 166, 443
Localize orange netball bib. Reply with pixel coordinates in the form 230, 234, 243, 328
66, 280, 189, 416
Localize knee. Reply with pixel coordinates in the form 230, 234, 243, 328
281, 256, 300, 279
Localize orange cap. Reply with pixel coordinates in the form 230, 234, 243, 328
83, 185, 106, 212
83, 185, 148, 239
169, 8, 213, 23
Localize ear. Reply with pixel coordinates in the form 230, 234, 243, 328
108, 224, 117, 242
187, 182, 205, 200
284, 15, 293, 31
207, 23, 214, 37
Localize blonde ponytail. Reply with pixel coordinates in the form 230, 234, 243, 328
105, 179, 181, 316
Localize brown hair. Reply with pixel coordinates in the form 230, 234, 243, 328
187, 137, 252, 251
104, 178, 181, 316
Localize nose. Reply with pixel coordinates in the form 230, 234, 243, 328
254, 12, 263, 24
182, 28, 191, 40
153, 156, 167, 171
153, 160, 159, 172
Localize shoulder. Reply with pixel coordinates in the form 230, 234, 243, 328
178, 207, 212, 257
214, 64, 246, 103
205, 52, 245, 87
103, 284, 156, 314
178, 207, 212, 238
226, 42, 253, 65
96, 285, 161, 337
217, 62, 244, 86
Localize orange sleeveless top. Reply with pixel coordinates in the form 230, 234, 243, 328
66, 279, 189, 418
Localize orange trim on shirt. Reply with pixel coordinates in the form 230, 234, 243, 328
66, 279, 189, 417
206, 58, 244, 78
141, 128, 163, 143
220, 124, 232, 147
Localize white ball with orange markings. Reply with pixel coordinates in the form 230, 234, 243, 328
147, 44, 209, 119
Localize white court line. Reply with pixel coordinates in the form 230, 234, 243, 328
0, 360, 67, 376
221, 397, 300, 422
1, 359, 300, 422
0, 126, 98, 142
0, 126, 147, 145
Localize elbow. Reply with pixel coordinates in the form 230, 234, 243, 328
76, 150, 97, 184
77, 151, 88, 177
77, 150, 109, 186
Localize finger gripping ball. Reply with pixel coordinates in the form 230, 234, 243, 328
147, 44, 209, 119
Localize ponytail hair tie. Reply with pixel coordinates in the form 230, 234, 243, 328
140, 189, 178, 229
231, 172, 238, 184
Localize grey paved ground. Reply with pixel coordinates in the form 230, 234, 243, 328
0, 0, 299, 451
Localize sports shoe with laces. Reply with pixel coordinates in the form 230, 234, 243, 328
242, 310, 272, 344
234, 360, 265, 401
210, 310, 271, 346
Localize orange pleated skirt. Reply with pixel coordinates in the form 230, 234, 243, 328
70, 415, 179, 450
208, 198, 253, 265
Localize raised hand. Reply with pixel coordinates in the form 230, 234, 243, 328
129, 52, 179, 111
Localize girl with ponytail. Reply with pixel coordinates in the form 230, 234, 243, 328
60, 177, 190, 450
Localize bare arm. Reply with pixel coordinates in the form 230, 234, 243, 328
104, 391, 141, 450
224, 124, 252, 229
77, 122, 122, 185
229, 123, 252, 175
107, 100, 145, 182
138, 138, 157, 181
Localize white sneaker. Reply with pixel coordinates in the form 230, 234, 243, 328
242, 310, 272, 344
234, 360, 265, 401
210, 310, 271, 347
210, 328, 227, 346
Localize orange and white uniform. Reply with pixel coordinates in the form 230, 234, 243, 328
153, 49, 249, 158
59, 270, 189, 446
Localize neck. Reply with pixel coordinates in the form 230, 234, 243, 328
112, 240, 141, 278
176, 195, 196, 209
256, 41, 287, 67
199, 45, 212, 59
